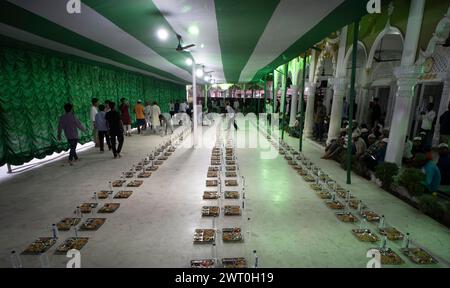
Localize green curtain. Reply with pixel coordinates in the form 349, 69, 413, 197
0, 46, 186, 166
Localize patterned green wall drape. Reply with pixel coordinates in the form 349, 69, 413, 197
0, 46, 186, 166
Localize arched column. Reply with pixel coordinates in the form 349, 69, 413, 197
385, 0, 426, 165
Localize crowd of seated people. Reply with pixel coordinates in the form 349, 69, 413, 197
320, 121, 450, 193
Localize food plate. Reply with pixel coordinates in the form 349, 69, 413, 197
123, 172, 134, 178
376, 248, 404, 265
138, 160, 151, 166
209, 166, 220, 172
191, 259, 215, 268
222, 228, 243, 242
207, 171, 218, 178
146, 166, 159, 171
285, 156, 293, 161
298, 170, 308, 176
203, 191, 219, 200
158, 156, 168, 161
224, 205, 241, 216
379, 227, 404, 241
164, 152, 172, 157
303, 175, 315, 182
222, 258, 247, 268
78, 218, 106, 231
137, 172, 152, 178
127, 180, 143, 187
349, 200, 365, 210
310, 184, 322, 191
211, 160, 221, 165
97, 203, 120, 213
154, 160, 164, 165
226, 156, 234, 161
56, 237, 89, 254
325, 201, 345, 210
336, 212, 359, 223
211, 156, 221, 161
206, 180, 219, 187
336, 190, 354, 199
114, 191, 133, 199
226, 166, 237, 171
225, 180, 238, 187
202, 206, 220, 217
316, 191, 332, 199
97, 191, 111, 199
112, 180, 126, 187
401, 248, 438, 264
193, 229, 216, 244
361, 211, 380, 222
225, 172, 237, 177
80, 203, 98, 213
225, 191, 240, 199
22, 237, 57, 255
134, 165, 143, 171
352, 229, 380, 242
226, 161, 236, 165
57, 218, 81, 231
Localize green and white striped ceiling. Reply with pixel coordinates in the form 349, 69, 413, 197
0, 0, 375, 85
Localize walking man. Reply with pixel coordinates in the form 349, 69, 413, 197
420, 103, 436, 147
105, 102, 124, 159
91, 98, 99, 147
119, 98, 132, 136
95, 104, 112, 152
225, 102, 238, 130
134, 100, 146, 134
58, 103, 86, 165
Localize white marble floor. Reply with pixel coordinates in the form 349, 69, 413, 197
0, 118, 449, 268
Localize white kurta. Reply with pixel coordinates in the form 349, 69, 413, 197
151, 105, 161, 127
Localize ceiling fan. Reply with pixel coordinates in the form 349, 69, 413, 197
176, 34, 195, 52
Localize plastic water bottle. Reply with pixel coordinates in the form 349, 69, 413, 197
253, 250, 259, 268
93, 192, 98, 203
378, 215, 385, 229
39, 253, 50, 268
75, 206, 82, 218
380, 236, 387, 250
10, 250, 22, 268
402, 233, 410, 249
357, 201, 363, 213
51, 224, 59, 239
73, 225, 78, 238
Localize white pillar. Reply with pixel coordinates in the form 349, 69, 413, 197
304, 82, 317, 137
433, 72, 450, 145
304, 49, 317, 137
327, 26, 348, 143
357, 69, 371, 125
328, 77, 347, 140
192, 61, 198, 148
289, 85, 299, 127
385, 0, 425, 164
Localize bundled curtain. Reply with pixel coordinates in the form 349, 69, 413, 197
0, 46, 186, 166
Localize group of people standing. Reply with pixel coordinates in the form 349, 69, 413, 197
57, 97, 178, 165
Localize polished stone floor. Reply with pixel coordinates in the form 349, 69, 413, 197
0, 116, 449, 268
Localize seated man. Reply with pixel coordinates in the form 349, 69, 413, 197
437, 143, 450, 185
411, 137, 425, 158
416, 153, 441, 193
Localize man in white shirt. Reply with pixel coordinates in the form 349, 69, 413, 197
179, 101, 187, 113
421, 103, 436, 146
233, 100, 239, 112
90, 98, 99, 147
225, 102, 238, 130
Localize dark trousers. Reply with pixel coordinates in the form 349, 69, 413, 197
110, 133, 124, 156
314, 123, 324, 141
68, 139, 78, 161
98, 130, 111, 151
